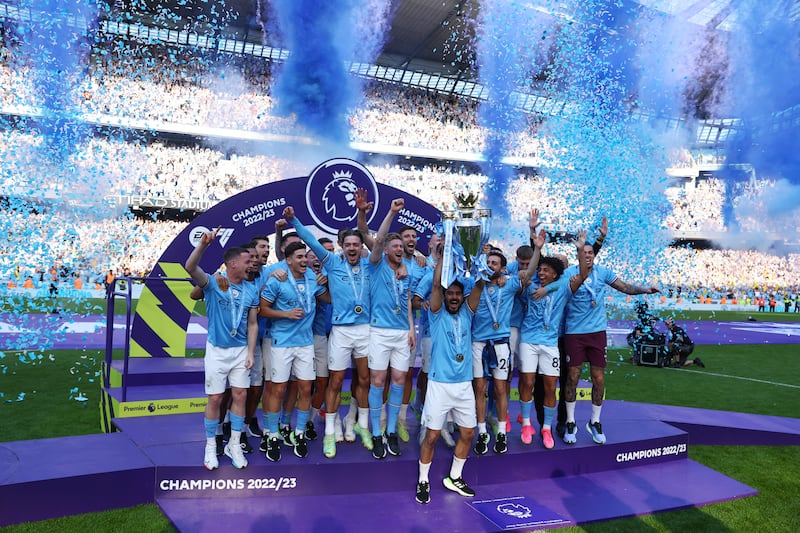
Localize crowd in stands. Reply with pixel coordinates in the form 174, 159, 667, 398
2, 40, 800, 298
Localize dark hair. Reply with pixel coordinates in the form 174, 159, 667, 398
488, 250, 507, 268
448, 279, 464, 292
398, 225, 417, 237
338, 228, 364, 245
538, 256, 564, 278
224, 246, 250, 264
515, 245, 533, 260
284, 241, 307, 258
318, 237, 333, 246
249, 235, 270, 248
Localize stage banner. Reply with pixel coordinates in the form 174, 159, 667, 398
130, 158, 441, 357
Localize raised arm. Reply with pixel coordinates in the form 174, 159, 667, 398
527, 207, 541, 248
274, 218, 287, 260
184, 226, 219, 287
569, 230, 590, 293
283, 206, 331, 262
355, 188, 376, 251
429, 244, 444, 313
369, 198, 404, 264
610, 278, 660, 295
593, 216, 608, 255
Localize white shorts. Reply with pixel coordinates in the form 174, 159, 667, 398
328, 324, 370, 371
250, 341, 263, 386
204, 342, 250, 395
519, 343, 560, 377
472, 341, 511, 380
261, 337, 272, 382
313, 334, 329, 378
270, 345, 315, 383
368, 326, 411, 372
420, 336, 432, 374
421, 381, 476, 431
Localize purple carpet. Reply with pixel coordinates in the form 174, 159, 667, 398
2, 315, 799, 529
3, 314, 800, 351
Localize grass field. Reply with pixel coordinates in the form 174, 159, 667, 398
1, 311, 798, 531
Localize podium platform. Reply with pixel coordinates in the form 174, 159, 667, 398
6, 397, 799, 529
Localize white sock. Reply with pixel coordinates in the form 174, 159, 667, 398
399, 404, 408, 423
358, 407, 370, 429
346, 399, 358, 422
418, 461, 431, 483
325, 413, 336, 436
229, 430, 241, 445
566, 401, 577, 423
497, 420, 506, 435
591, 404, 602, 424
310, 407, 318, 422
478, 422, 487, 434
449, 456, 466, 480
206, 437, 215, 446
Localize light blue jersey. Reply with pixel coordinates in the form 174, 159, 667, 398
414, 268, 434, 337
368, 258, 412, 330
262, 272, 327, 347
472, 276, 522, 341
312, 299, 332, 337
506, 261, 527, 328
564, 264, 618, 334
203, 275, 259, 348
521, 277, 571, 346
428, 303, 474, 383
292, 218, 371, 325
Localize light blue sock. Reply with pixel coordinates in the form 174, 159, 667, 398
267, 411, 280, 435
368, 385, 383, 437
387, 383, 403, 435
520, 400, 532, 422
296, 409, 310, 434
543, 406, 556, 429
204, 418, 217, 439
229, 412, 244, 432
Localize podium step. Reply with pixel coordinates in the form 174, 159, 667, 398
108, 357, 205, 387
156, 459, 756, 532
113, 401, 690, 501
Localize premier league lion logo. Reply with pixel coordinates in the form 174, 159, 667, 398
306, 158, 380, 234
322, 171, 359, 221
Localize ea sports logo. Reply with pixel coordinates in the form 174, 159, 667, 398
189, 226, 235, 248
306, 158, 379, 234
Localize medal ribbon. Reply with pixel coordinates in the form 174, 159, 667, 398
288, 273, 313, 314
226, 277, 245, 337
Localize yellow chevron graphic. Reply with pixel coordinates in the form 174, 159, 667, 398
130, 262, 197, 357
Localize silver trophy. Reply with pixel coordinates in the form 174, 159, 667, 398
440, 193, 492, 287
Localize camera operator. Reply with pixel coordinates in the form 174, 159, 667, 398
665, 318, 704, 368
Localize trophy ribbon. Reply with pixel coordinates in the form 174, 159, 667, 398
440, 217, 457, 289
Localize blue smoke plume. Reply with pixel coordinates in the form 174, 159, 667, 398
268, 0, 393, 153
719, 3, 800, 235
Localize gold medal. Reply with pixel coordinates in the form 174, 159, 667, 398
492, 322, 500, 330
395, 307, 401, 314
592, 300, 597, 307
456, 354, 464, 362
354, 305, 363, 314
230, 328, 237, 337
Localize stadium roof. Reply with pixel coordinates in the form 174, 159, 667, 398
108, 1, 798, 78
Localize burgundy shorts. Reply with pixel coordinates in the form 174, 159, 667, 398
564, 331, 607, 369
